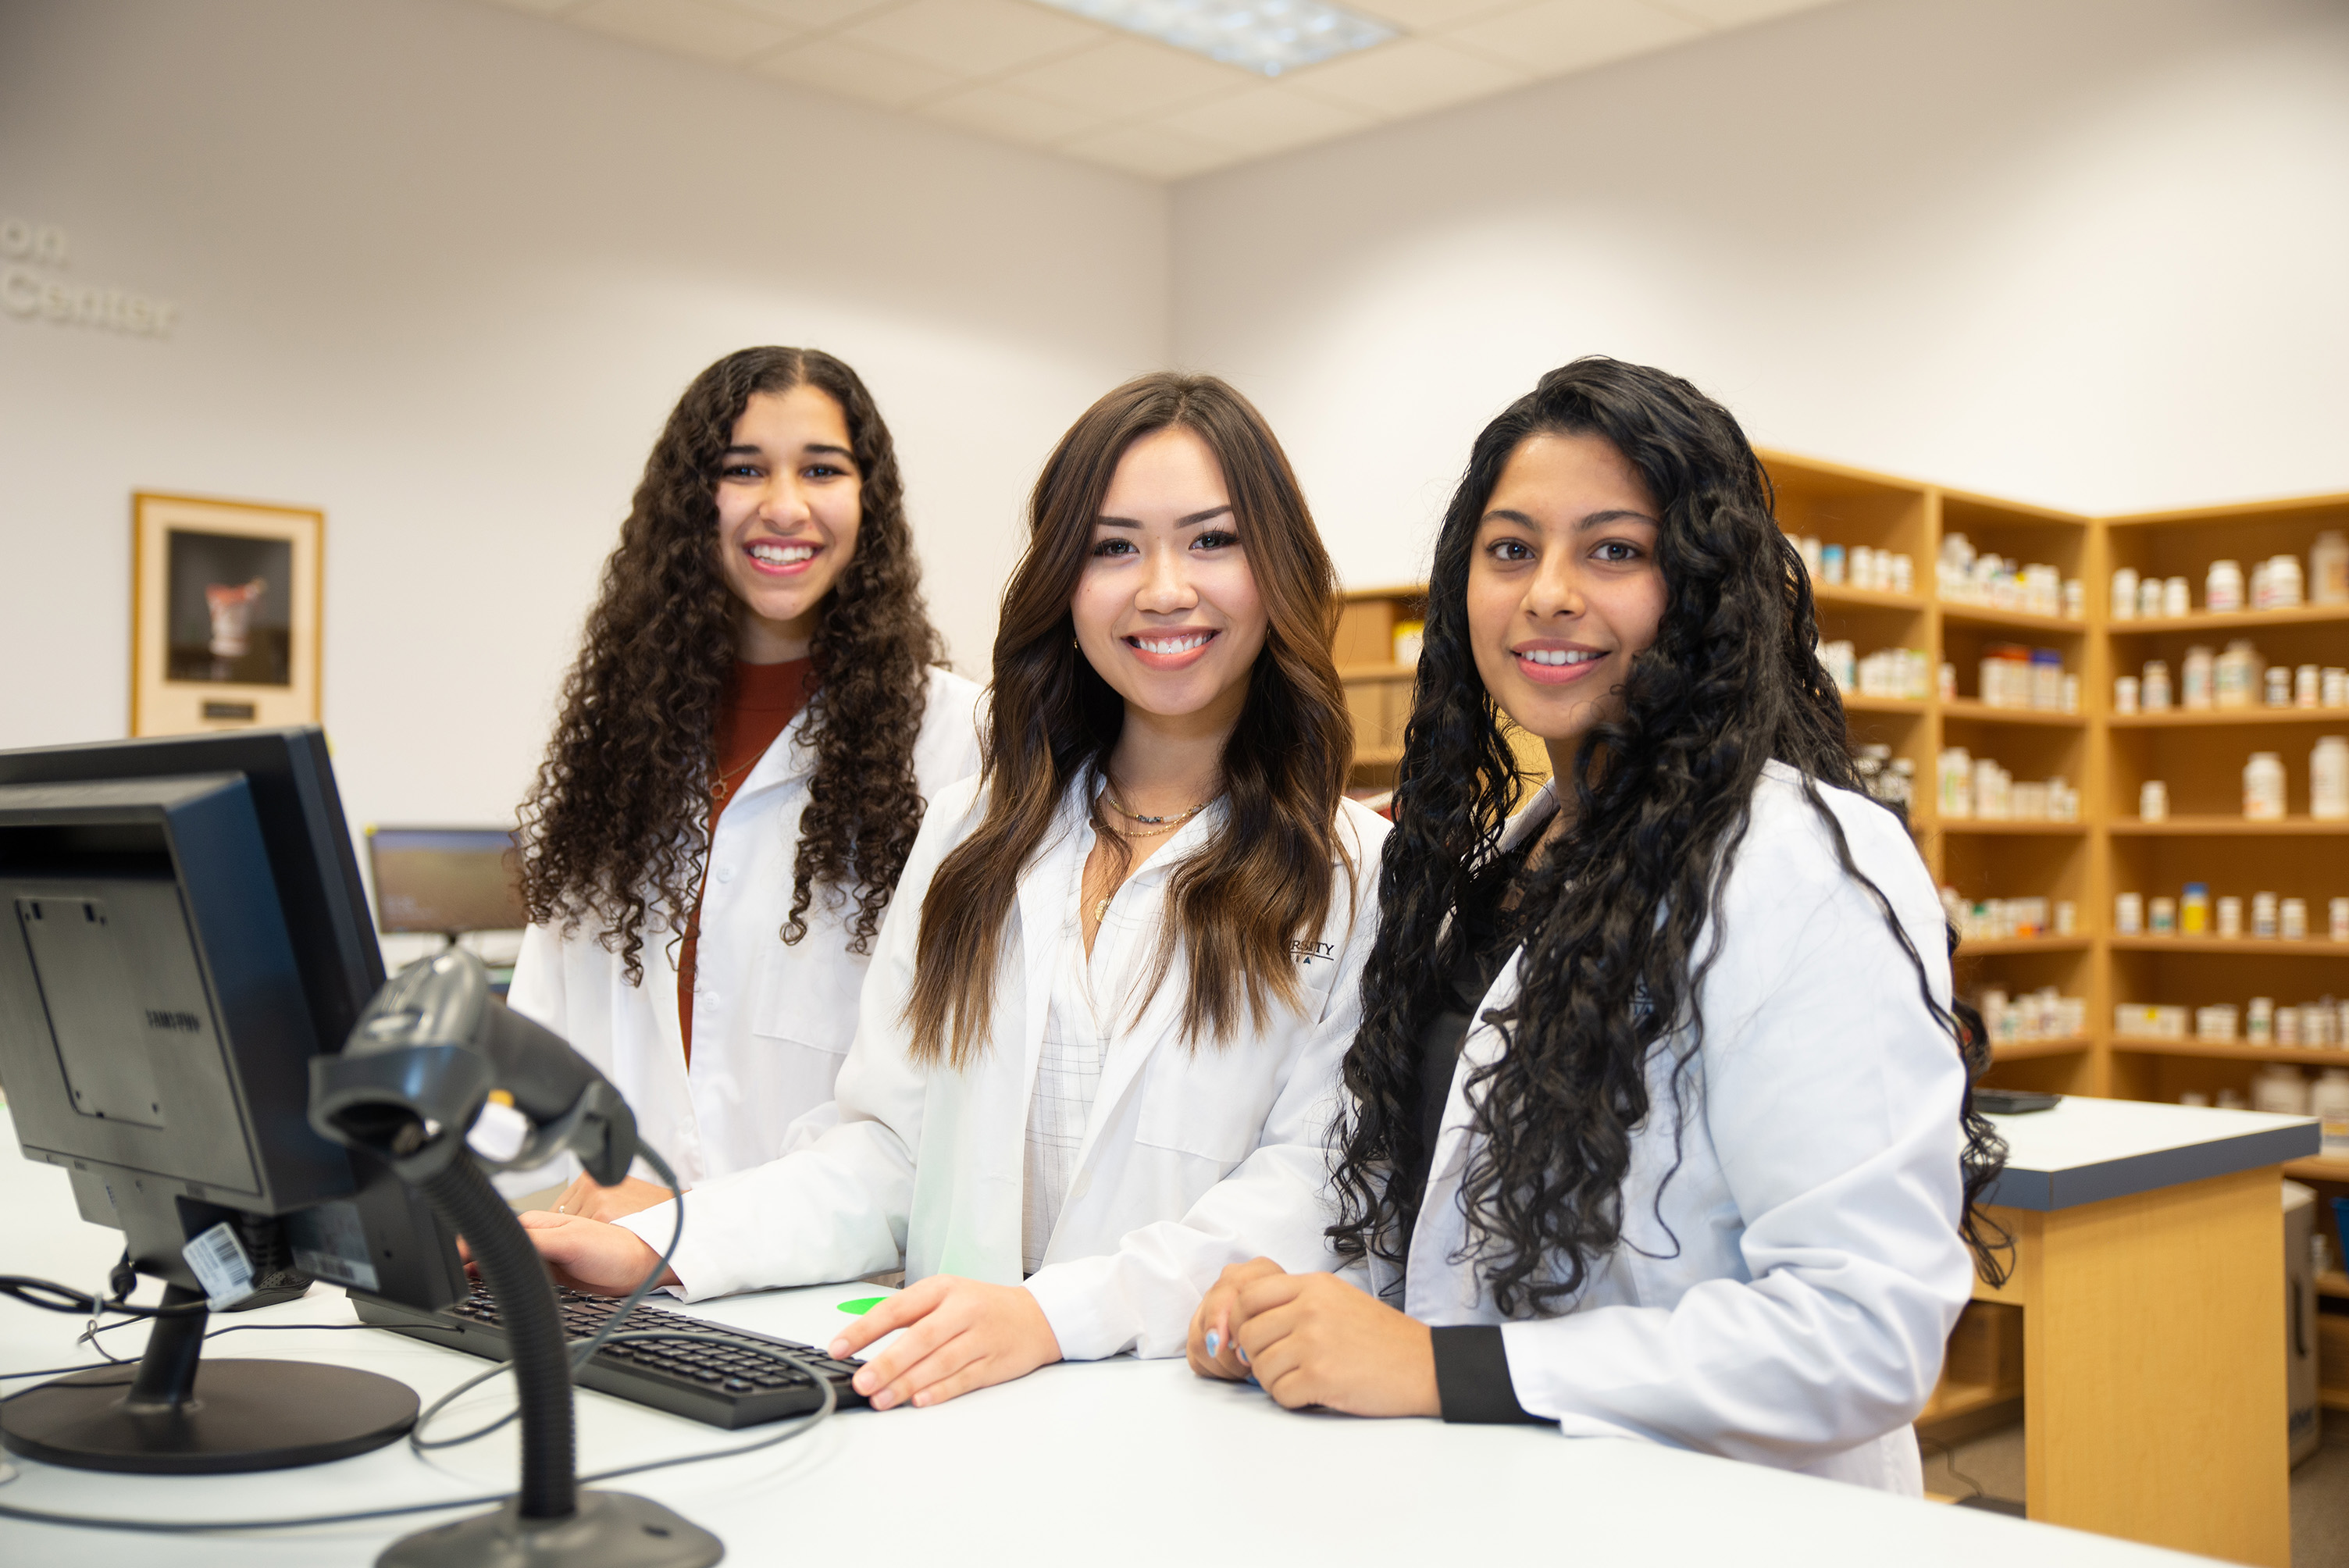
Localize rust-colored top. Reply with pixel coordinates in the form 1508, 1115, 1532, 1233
679, 658, 811, 1064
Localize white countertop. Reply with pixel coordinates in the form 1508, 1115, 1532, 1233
1984, 1096, 2319, 1210
0, 1158, 2219, 1568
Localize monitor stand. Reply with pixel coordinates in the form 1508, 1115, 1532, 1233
0, 1283, 419, 1474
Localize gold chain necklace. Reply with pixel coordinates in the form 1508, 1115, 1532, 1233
1101, 792, 1210, 828
1103, 814, 1188, 839
709, 754, 761, 803
1089, 786, 1217, 924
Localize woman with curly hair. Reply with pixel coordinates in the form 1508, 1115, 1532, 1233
1186, 358, 2005, 1495
516, 372, 1388, 1413
507, 346, 982, 1218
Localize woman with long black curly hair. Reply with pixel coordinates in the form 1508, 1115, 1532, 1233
1186, 358, 2005, 1495
507, 346, 981, 1217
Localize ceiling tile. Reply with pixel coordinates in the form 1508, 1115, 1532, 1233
1060, 121, 1234, 180
838, 0, 1105, 77
752, 34, 964, 105
1155, 85, 1372, 155
465, 0, 1853, 181
1346, 0, 1521, 28
1445, 0, 1701, 76
1003, 36, 1248, 119
1652, 0, 1837, 24
717, 0, 900, 27
1287, 36, 1528, 118
569, 0, 798, 61
921, 82, 1105, 145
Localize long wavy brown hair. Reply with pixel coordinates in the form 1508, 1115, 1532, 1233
906, 373, 1353, 1068
519, 347, 945, 982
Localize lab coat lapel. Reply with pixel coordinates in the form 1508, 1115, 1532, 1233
1072, 918, 1182, 1176
1011, 785, 1089, 1122
1498, 777, 1558, 855
1069, 803, 1221, 1178
727, 701, 816, 804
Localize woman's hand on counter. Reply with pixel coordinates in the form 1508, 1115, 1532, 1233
826, 1275, 1062, 1410
1202, 1265, 1440, 1418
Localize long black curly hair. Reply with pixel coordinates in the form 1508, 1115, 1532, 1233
518, 347, 945, 982
1328, 357, 2008, 1314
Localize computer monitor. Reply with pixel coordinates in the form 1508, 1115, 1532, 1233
0, 726, 465, 1473
366, 825, 526, 938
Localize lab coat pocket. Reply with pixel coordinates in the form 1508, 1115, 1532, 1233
1132, 1040, 1275, 1167
747, 934, 863, 1055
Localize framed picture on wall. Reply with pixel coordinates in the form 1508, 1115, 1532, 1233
130, 492, 323, 736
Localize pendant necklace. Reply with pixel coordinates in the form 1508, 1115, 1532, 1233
710, 755, 760, 803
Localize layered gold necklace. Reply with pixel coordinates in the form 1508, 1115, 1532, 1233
1090, 785, 1217, 924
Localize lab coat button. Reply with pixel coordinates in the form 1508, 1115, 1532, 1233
716, 865, 735, 883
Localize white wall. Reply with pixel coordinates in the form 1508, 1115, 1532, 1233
9, 0, 2347, 846
0, 0, 1167, 847
1172, 0, 2349, 591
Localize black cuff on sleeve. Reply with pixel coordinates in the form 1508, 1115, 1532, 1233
1431, 1324, 1543, 1424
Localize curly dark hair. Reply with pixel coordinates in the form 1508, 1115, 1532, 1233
518, 347, 946, 983
1328, 357, 2009, 1314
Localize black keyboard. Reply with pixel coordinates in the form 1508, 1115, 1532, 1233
355, 1282, 869, 1429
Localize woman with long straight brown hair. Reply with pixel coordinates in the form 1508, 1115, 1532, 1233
519, 372, 1390, 1410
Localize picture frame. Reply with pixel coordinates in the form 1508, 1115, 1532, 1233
130, 492, 323, 736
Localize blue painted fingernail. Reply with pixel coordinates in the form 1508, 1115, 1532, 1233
1235, 1346, 1249, 1367
1203, 1331, 1221, 1357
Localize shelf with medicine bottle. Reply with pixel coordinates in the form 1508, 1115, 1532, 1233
2098, 490, 2349, 1131
1763, 451, 1936, 819
1751, 458, 2103, 1092
1927, 489, 2102, 1096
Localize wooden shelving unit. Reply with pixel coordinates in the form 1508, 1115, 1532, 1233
2097, 490, 2349, 1146
2110, 935, 2349, 957
2110, 817, 2349, 836
1991, 1035, 2094, 1062
2112, 708, 2349, 729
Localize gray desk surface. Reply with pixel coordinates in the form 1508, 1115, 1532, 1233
0, 1160, 2211, 1567
1984, 1095, 2320, 1210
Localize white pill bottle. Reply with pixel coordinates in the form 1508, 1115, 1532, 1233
2312, 736, 2349, 822
2243, 752, 2287, 821
2312, 1069, 2349, 1160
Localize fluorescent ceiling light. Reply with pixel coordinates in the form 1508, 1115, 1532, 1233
1035, 0, 1397, 77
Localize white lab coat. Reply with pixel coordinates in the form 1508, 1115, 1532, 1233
1388, 761, 1971, 1494
618, 774, 1392, 1362
505, 666, 983, 1193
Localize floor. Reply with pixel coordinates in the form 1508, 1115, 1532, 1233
1921, 1412, 2349, 1568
